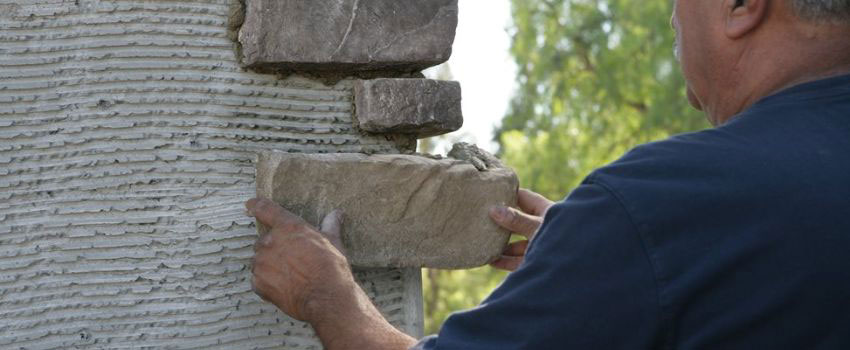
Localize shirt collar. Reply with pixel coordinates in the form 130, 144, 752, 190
751, 73, 850, 107
726, 73, 850, 125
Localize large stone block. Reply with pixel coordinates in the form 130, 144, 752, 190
256, 144, 518, 268
238, 0, 458, 72
354, 79, 463, 137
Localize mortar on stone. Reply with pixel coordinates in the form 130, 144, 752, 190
255, 143, 519, 269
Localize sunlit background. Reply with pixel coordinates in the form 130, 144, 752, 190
419, 0, 709, 335
423, 0, 515, 154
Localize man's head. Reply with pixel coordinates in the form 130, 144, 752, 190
672, 0, 850, 125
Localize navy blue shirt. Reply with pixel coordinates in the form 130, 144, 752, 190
416, 74, 850, 349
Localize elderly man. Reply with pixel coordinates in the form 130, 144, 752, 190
246, 0, 850, 348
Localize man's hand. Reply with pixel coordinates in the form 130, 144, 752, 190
488, 188, 554, 271
247, 198, 354, 321
246, 198, 416, 350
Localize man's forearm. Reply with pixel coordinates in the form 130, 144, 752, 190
246, 199, 419, 350
310, 285, 417, 350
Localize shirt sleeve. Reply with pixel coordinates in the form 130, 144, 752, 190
415, 181, 663, 350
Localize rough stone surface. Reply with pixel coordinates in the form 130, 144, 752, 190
256, 145, 519, 268
447, 142, 505, 171
0, 1, 422, 348
354, 79, 463, 137
238, 0, 458, 72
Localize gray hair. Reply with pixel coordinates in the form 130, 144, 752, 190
789, 0, 850, 22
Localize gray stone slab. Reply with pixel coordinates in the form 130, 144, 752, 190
238, 0, 458, 72
255, 144, 518, 268
354, 79, 463, 137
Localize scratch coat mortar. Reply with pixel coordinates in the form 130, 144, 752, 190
255, 147, 519, 268
0, 0, 423, 348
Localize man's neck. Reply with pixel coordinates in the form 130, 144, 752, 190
714, 29, 850, 125
774, 63, 850, 94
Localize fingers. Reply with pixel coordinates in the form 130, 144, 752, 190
251, 275, 272, 303
517, 188, 554, 216
320, 209, 345, 254
246, 198, 307, 233
490, 241, 528, 271
489, 206, 542, 238
490, 256, 523, 271
502, 240, 529, 257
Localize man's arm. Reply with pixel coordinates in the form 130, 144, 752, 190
245, 188, 549, 349
246, 180, 661, 349
420, 182, 662, 349
246, 198, 416, 350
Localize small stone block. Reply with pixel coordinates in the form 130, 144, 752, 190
238, 0, 458, 72
255, 145, 518, 268
354, 79, 463, 138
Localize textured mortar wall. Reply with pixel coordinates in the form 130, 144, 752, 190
0, 0, 422, 349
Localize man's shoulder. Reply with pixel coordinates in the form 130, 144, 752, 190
589, 87, 850, 203
581, 122, 777, 236
588, 127, 742, 194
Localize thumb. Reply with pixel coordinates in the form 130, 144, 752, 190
320, 209, 345, 254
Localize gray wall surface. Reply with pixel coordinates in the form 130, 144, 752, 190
0, 0, 423, 348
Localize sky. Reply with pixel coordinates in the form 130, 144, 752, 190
423, 0, 516, 154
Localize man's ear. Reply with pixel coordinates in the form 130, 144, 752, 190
724, 0, 768, 39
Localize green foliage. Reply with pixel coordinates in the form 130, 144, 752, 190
423, 0, 709, 335
499, 0, 708, 197
422, 267, 508, 334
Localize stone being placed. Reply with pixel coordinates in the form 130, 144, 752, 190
238, 0, 458, 72
354, 79, 463, 138
255, 143, 518, 268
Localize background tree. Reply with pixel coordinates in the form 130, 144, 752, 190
499, 0, 708, 198
424, 0, 709, 334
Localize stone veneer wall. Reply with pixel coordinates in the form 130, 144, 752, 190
0, 0, 425, 348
